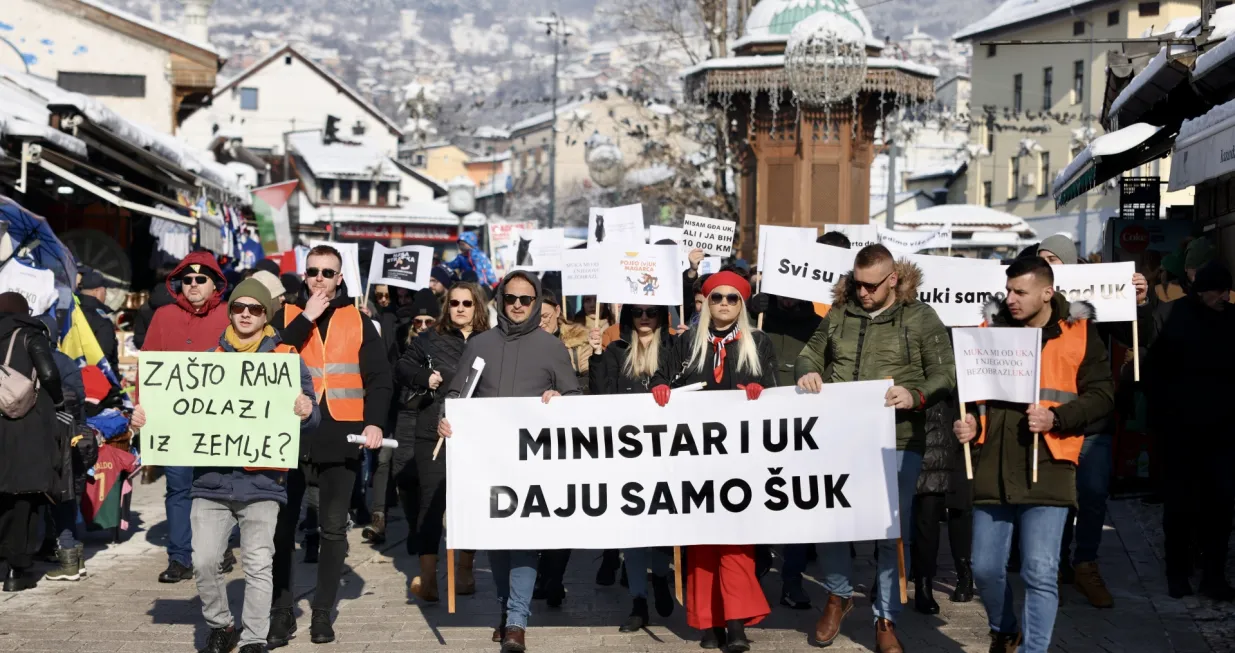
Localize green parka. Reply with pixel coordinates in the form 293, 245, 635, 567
795, 260, 956, 452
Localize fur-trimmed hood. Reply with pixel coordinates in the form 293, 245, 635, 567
832, 259, 924, 309
982, 292, 1097, 328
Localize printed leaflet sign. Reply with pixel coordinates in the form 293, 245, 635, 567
953, 327, 1042, 405
682, 215, 737, 257
367, 243, 433, 291
597, 245, 682, 306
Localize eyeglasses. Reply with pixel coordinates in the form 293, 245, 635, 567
305, 268, 339, 280
449, 299, 474, 308
413, 317, 437, 328
503, 294, 534, 307
709, 293, 742, 306
230, 302, 267, 317
854, 271, 894, 294
629, 307, 662, 318
181, 275, 211, 286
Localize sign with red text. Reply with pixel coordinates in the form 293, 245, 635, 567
953, 327, 1042, 405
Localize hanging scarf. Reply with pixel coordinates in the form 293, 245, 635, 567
224, 324, 275, 353
708, 327, 741, 384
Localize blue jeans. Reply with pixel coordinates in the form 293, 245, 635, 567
972, 505, 1068, 653
1062, 434, 1111, 564
624, 548, 670, 599
819, 449, 923, 622
491, 550, 538, 630
165, 466, 194, 566
781, 543, 810, 600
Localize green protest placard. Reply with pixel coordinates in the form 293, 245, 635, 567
138, 351, 303, 468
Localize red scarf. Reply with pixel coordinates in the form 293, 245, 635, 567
709, 328, 741, 383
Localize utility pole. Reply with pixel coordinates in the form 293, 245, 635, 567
885, 135, 898, 229
538, 13, 568, 228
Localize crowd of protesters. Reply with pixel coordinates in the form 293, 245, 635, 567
0, 226, 1229, 653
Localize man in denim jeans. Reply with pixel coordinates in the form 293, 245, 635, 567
956, 258, 1113, 653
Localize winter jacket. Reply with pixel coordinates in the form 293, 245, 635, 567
0, 314, 65, 495
397, 326, 473, 443
274, 288, 394, 464
1147, 294, 1235, 436
141, 252, 230, 354
750, 297, 821, 387
795, 260, 956, 452
133, 282, 176, 350
967, 294, 1114, 507
77, 293, 118, 372
190, 330, 320, 505
653, 324, 778, 391
445, 231, 499, 288
446, 271, 581, 400
589, 306, 675, 395
915, 394, 959, 495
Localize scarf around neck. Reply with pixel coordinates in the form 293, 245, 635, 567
225, 324, 275, 353
708, 325, 741, 384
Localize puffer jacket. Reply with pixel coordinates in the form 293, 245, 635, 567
795, 260, 956, 452
915, 393, 959, 495
654, 323, 777, 391
397, 325, 474, 443
0, 314, 64, 495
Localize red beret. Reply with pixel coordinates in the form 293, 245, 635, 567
702, 270, 751, 302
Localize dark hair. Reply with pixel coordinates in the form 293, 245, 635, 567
1006, 256, 1054, 285
438, 282, 490, 337
0, 292, 29, 315
654, 238, 677, 246
571, 295, 615, 325
306, 244, 343, 268
818, 231, 852, 249
854, 244, 894, 268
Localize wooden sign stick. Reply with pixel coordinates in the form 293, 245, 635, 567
674, 546, 684, 605
1132, 322, 1141, 382
897, 538, 908, 604
959, 403, 973, 480
447, 549, 456, 613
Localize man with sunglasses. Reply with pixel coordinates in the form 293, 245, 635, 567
142, 252, 232, 585
795, 244, 956, 653
437, 270, 581, 653
267, 245, 392, 647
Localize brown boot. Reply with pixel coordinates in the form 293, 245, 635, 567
1073, 561, 1114, 608
874, 618, 903, 653
410, 555, 439, 602
457, 551, 477, 595
988, 630, 1022, 652
501, 627, 526, 653
812, 594, 853, 646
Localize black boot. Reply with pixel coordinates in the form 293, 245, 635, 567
651, 573, 675, 618
724, 620, 750, 653
266, 608, 297, 649
199, 626, 239, 653
361, 512, 387, 544
700, 626, 726, 650
1, 567, 36, 592
619, 597, 649, 632
302, 533, 319, 564
158, 560, 193, 584
220, 548, 236, 574
915, 577, 940, 614
596, 549, 620, 586
309, 609, 334, 644
952, 559, 975, 603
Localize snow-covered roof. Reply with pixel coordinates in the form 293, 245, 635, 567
73, 0, 219, 56
1177, 98, 1235, 147
1053, 122, 1164, 195
1194, 6, 1235, 77
745, 0, 874, 42
729, 31, 885, 53
1106, 46, 1192, 125
954, 0, 1117, 40
474, 173, 512, 199
288, 132, 400, 180
896, 204, 1030, 228
680, 55, 939, 79
0, 75, 88, 156
906, 165, 959, 182
472, 125, 512, 140
508, 98, 592, 135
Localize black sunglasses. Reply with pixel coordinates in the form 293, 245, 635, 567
854, 270, 894, 294
629, 307, 662, 318
181, 275, 211, 286
230, 302, 267, 317
709, 293, 742, 306
503, 294, 534, 307
449, 299, 474, 308
414, 317, 437, 327
305, 267, 339, 280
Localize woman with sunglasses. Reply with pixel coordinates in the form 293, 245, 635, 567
394, 282, 490, 603
587, 303, 677, 632
651, 270, 775, 653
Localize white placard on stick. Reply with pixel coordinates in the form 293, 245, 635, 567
597, 245, 682, 307
308, 240, 362, 298
445, 380, 898, 550
561, 249, 601, 297
589, 205, 645, 247
759, 231, 857, 305
823, 224, 879, 249
911, 255, 1007, 327
1050, 262, 1136, 322
758, 225, 818, 276
682, 215, 737, 257
953, 327, 1042, 405
879, 225, 952, 254
367, 243, 433, 291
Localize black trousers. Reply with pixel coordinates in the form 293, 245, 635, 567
911, 493, 972, 579
0, 494, 43, 570
394, 439, 449, 557
1163, 444, 1235, 579
370, 446, 396, 516
272, 460, 361, 612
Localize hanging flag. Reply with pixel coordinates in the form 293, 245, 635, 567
251, 181, 298, 254
60, 296, 130, 408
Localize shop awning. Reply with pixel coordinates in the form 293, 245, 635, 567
1053, 123, 1176, 207
1105, 47, 1198, 130
1168, 98, 1235, 191
37, 158, 195, 226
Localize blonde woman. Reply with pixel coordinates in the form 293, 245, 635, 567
651, 270, 776, 652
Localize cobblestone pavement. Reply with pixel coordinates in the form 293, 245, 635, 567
0, 479, 1214, 652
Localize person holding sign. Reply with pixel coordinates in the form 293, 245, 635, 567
436, 270, 581, 653
794, 245, 955, 653
953, 257, 1113, 653
650, 270, 775, 653
268, 245, 393, 647
587, 304, 677, 632
132, 278, 320, 653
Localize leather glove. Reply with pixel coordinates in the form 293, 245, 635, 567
747, 293, 770, 316
651, 384, 671, 407
738, 383, 764, 401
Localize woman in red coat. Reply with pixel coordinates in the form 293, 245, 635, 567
651, 270, 775, 651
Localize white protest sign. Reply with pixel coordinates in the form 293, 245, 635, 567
561, 249, 601, 296
879, 225, 952, 254
953, 327, 1042, 404
823, 223, 879, 249
308, 240, 361, 297
598, 245, 682, 307
367, 243, 433, 291
759, 231, 857, 304
758, 225, 818, 277
445, 380, 898, 550
516, 228, 565, 271
698, 257, 725, 275
589, 205, 645, 247
1051, 262, 1136, 322
911, 255, 1007, 327
649, 225, 690, 271
682, 215, 737, 257
489, 220, 537, 279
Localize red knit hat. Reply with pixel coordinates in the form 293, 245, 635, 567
702, 270, 751, 302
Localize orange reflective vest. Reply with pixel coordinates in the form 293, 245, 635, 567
214, 341, 300, 472
284, 304, 366, 421
976, 318, 1088, 465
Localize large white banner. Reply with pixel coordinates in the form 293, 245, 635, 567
759, 231, 857, 304
598, 245, 682, 307
561, 249, 600, 296
823, 223, 879, 249
953, 327, 1042, 404
682, 215, 737, 257
445, 380, 899, 550
308, 240, 361, 297
589, 205, 644, 247
879, 225, 952, 254
1051, 262, 1137, 322
911, 255, 1007, 327
367, 243, 433, 291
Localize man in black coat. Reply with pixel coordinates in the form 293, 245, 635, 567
76, 269, 118, 372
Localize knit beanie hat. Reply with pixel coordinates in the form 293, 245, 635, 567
1192, 262, 1232, 294
1185, 238, 1216, 271
1038, 234, 1078, 265
410, 288, 441, 318
250, 270, 285, 301
431, 266, 453, 289
230, 278, 275, 318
